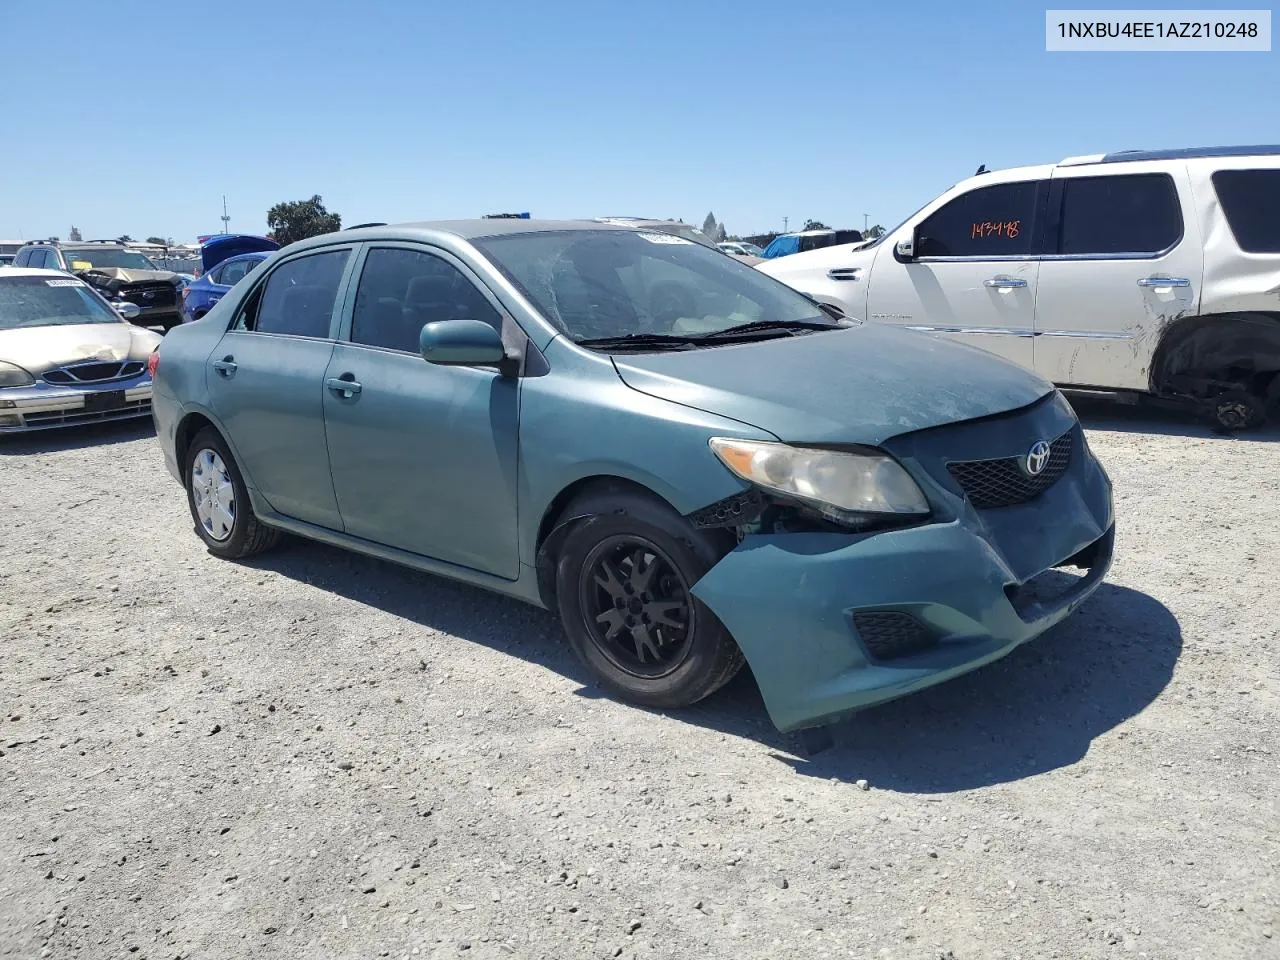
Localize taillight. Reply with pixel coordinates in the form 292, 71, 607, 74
147, 350, 160, 378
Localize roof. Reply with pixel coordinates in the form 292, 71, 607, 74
1060, 145, 1280, 166
340, 219, 640, 241
0, 267, 67, 279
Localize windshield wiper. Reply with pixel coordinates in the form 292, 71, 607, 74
572, 333, 701, 351
698, 318, 844, 340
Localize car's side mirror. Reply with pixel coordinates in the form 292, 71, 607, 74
420, 318, 514, 374
114, 301, 141, 320
894, 236, 915, 261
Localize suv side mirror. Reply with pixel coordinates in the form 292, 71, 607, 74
894, 236, 915, 261
114, 301, 141, 320
420, 318, 513, 373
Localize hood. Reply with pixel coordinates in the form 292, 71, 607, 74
0, 323, 161, 374
756, 242, 876, 282
80, 267, 178, 284
611, 323, 1054, 445
201, 235, 279, 273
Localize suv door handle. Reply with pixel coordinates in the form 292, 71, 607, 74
211, 357, 237, 377
326, 376, 362, 399
1137, 276, 1190, 287
984, 277, 1028, 289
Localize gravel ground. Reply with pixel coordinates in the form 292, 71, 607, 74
1, 405, 1278, 960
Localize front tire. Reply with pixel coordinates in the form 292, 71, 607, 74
553, 489, 743, 709
184, 428, 280, 559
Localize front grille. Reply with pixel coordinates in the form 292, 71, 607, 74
22, 399, 150, 427
121, 282, 176, 308
852, 611, 938, 661
946, 430, 1074, 509
43, 360, 146, 385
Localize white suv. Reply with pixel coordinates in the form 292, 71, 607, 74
758, 146, 1280, 430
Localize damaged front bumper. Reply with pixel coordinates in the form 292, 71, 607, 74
693, 519, 1113, 733
689, 411, 1115, 733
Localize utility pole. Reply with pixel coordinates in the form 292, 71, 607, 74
220, 195, 231, 235
783, 216, 789, 233
863, 213, 869, 233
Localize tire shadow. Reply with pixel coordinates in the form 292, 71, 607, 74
250, 536, 1181, 793
1069, 395, 1280, 442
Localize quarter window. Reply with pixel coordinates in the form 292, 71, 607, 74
915, 181, 1040, 258
350, 248, 501, 354
218, 259, 255, 286
247, 249, 350, 338
1211, 169, 1280, 253
1055, 173, 1181, 256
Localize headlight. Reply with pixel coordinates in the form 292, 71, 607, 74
0, 361, 35, 388
709, 437, 929, 519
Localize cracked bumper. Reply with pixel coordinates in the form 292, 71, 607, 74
691, 494, 1114, 734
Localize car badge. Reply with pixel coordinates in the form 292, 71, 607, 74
1024, 440, 1052, 477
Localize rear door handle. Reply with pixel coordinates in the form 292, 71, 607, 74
326, 376, 362, 399
984, 277, 1028, 289
1137, 276, 1190, 288
211, 357, 237, 378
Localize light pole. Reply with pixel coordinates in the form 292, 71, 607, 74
783, 216, 789, 233
220, 195, 231, 235
863, 213, 869, 233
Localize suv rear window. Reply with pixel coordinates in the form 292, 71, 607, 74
1211, 169, 1280, 253
1055, 173, 1182, 256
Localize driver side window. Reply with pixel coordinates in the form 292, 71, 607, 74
350, 248, 502, 354
915, 180, 1042, 258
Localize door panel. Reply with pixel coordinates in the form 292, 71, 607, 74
866, 178, 1045, 370
1034, 165, 1202, 391
322, 344, 520, 578
206, 330, 341, 528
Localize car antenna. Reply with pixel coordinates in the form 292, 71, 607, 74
975, 163, 988, 175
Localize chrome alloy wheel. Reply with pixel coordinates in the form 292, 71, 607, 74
191, 447, 236, 541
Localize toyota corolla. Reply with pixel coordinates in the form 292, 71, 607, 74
150, 220, 1114, 736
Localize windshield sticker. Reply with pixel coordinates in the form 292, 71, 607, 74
637, 232, 692, 245
45, 278, 87, 287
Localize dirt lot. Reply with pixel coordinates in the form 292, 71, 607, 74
1, 405, 1278, 960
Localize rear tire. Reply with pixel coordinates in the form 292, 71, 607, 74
1209, 391, 1267, 432
553, 488, 743, 709
184, 428, 280, 559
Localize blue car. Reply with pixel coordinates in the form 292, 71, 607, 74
181, 235, 278, 323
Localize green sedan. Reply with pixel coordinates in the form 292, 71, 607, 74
150, 220, 1114, 737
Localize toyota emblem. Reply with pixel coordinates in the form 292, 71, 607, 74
1024, 440, 1052, 476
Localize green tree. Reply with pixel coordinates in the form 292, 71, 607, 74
802, 219, 829, 231
266, 195, 342, 247
702, 211, 719, 239
68, 226, 82, 241
864, 224, 886, 239
146, 236, 167, 246
116, 235, 134, 244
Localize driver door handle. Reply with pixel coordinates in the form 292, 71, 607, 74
211, 357, 237, 378
984, 277, 1028, 289
326, 376, 362, 399
1137, 276, 1190, 288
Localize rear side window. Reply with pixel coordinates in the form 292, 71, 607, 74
249, 250, 350, 338
13, 250, 31, 267
916, 181, 1040, 258
1212, 169, 1280, 253
351, 247, 501, 353
1055, 173, 1181, 256
218, 259, 255, 286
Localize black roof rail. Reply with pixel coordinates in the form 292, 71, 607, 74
1100, 144, 1280, 163
345, 222, 387, 230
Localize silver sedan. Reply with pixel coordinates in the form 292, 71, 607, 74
0, 268, 161, 433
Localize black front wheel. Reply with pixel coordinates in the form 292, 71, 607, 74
554, 489, 743, 708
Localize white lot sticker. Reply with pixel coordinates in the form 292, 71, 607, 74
45, 279, 86, 287
636, 232, 691, 244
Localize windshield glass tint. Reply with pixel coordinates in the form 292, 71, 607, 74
65, 250, 158, 270
476, 230, 825, 341
0, 276, 121, 329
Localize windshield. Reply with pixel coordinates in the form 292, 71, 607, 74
64, 249, 159, 271
476, 229, 829, 345
0, 276, 122, 330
